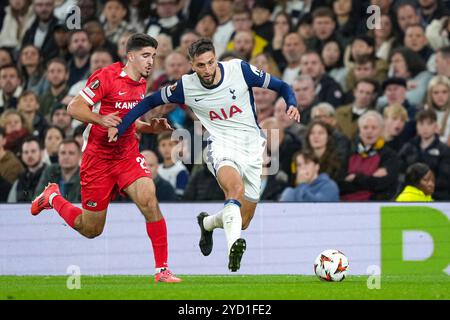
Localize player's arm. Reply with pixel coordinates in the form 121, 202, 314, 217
67, 95, 122, 128
241, 61, 300, 122
135, 118, 173, 134
109, 81, 185, 142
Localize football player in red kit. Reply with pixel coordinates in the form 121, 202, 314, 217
31, 33, 181, 283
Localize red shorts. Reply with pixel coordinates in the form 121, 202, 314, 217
80, 152, 152, 211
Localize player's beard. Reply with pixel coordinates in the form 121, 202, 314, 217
198, 69, 216, 87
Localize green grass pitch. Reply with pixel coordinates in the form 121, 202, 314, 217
1, 275, 449, 300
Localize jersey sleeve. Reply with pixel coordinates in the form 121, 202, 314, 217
79, 68, 109, 106
240, 60, 298, 110
160, 80, 185, 105
240, 60, 271, 89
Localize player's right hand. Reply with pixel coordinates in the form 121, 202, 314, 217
99, 111, 122, 128
108, 127, 119, 143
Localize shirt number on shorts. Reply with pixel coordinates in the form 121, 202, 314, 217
136, 156, 150, 173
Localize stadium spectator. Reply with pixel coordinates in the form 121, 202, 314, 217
0, 109, 30, 155
280, 151, 339, 202
300, 51, 344, 107
398, 109, 450, 200
280, 32, 306, 85
0, 64, 23, 114
373, 14, 397, 62
41, 125, 64, 165
345, 35, 376, 68
426, 16, 450, 51
18, 44, 48, 96
273, 97, 305, 145
101, 0, 131, 45
249, 52, 281, 78
339, 111, 400, 201
183, 158, 225, 201
336, 79, 379, 140
210, 0, 234, 57
0, 0, 35, 50
403, 24, 435, 71
77, 0, 98, 25
303, 120, 343, 181
128, 0, 152, 33
195, 11, 218, 40
434, 46, 450, 78
72, 123, 85, 150
21, 0, 59, 63
0, 48, 13, 67
50, 103, 73, 138
396, 2, 421, 35
418, 0, 450, 24
260, 117, 302, 183
228, 23, 264, 61
52, 21, 70, 60
251, 0, 274, 42
309, 6, 342, 53
296, 12, 314, 43
141, 149, 176, 202
145, 0, 187, 48
39, 58, 69, 117
64, 48, 114, 105
311, 102, 352, 162
152, 34, 173, 81
17, 90, 48, 139
117, 30, 134, 63
266, 11, 292, 56
157, 131, 189, 199
382, 103, 416, 151
227, 6, 268, 57
7, 136, 47, 203
332, 0, 367, 41
423, 75, 450, 143
344, 55, 383, 100
34, 139, 81, 202
178, 30, 200, 58
0, 126, 24, 192
66, 30, 92, 87
396, 162, 435, 202
83, 19, 119, 62
292, 74, 318, 125
321, 39, 347, 89
379, 77, 416, 119
253, 87, 277, 123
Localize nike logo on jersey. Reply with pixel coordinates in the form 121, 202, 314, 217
118, 91, 127, 96
195, 98, 204, 102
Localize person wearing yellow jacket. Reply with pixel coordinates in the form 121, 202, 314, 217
396, 163, 435, 202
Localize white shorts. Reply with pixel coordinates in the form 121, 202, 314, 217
205, 135, 266, 202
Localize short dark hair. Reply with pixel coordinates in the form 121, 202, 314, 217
126, 33, 158, 53
355, 78, 379, 93
416, 109, 437, 123
44, 125, 66, 140
60, 138, 81, 152
21, 136, 42, 150
188, 38, 215, 60
47, 57, 68, 72
157, 131, 173, 144
389, 47, 426, 77
0, 64, 20, 77
404, 162, 431, 188
354, 54, 376, 66
312, 6, 336, 22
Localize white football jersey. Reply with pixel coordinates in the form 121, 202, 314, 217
161, 59, 271, 153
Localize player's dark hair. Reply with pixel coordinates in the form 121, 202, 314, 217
188, 38, 215, 60
126, 33, 158, 53
404, 162, 431, 188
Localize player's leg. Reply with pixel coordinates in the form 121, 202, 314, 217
240, 200, 257, 230
122, 173, 181, 283
31, 183, 108, 238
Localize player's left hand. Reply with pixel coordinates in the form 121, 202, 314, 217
287, 106, 301, 123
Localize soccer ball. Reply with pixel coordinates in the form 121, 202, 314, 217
314, 249, 349, 282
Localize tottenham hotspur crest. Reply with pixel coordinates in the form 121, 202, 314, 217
230, 88, 236, 100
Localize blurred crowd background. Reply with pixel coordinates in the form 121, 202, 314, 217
1, 0, 450, 203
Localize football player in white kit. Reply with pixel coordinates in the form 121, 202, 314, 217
109, 38, 300, 272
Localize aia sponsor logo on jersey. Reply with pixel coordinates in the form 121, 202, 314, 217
115, 100, 140, 109
209, 105, 243, 121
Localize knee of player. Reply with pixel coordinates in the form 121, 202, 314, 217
227, 183, 244, 198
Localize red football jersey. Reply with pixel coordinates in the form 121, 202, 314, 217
79, 62, 147, 159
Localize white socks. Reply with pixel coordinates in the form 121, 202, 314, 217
203, 211, 224, 231
222, 201, 242, 253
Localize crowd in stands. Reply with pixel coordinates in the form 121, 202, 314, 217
1, 0, 450, 203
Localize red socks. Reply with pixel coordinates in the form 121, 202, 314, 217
146, 219, 168, 269
52, 195, 83, 229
